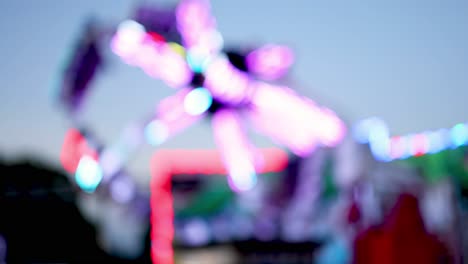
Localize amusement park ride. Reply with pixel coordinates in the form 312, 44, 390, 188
54, 0, 468, 263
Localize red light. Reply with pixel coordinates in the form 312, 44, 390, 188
60, 128, 99, 173
147, 32, 166, 43
149, 148, 288, 264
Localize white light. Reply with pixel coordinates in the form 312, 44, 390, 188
183, 87, 213, 115
144, 120, 169, 146
228, 162, 257, 192
118, 20, 145, 36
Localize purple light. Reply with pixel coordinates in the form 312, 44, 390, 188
204, 55, 252, 104
182, 219, 210, 246
100, 149, 123, 179
110, 175, 136, 204
248, 83, 346, 156
246, 44, 294, 80
212, 109, 258, 192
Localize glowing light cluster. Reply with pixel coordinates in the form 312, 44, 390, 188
60, 128, 99, 174
111, 20, 192, 88
248, 84, 346, 156
246, 44, 295, 80
150, 148, 288, 264
110, 3, 346, 263
212, 110, 258, 192
116, 0, 346, 195
75, 155, 103, 193
203, 55, 252, 104
353, 118, 468, 161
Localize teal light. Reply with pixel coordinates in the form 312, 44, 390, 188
75, 156, 103, 193
184, 87, 213, 116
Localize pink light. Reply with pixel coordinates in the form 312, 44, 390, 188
390, 136, 403, 159
157, 43, 193, 87
247, 83, 346, 156
60, 128, 98, 173
204, 55, 252, 104
145, 89, 202, 146
150, 148, 288, 264
111, 23, 192, 88
110, 20, 147, 65
411, 133, 429, 157
212, 109, 259, 192
176, 0, 216, 50
246, 44, 295, 80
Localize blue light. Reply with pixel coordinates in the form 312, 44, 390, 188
427, 130, 448, 154
75, 156, 103, 193
450, 123, 468, 148
186, 49, 209, 73
368, 120, 391, 161
144, 120, 169, 146
353, 117, 389, 144
184, 87, 213, 116
397, 136, 412, 159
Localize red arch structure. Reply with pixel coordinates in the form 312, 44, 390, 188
149, 148, 289, 264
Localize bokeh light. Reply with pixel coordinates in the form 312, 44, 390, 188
75, 155, 103, 193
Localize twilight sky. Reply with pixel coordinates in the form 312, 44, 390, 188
1, 0, 467, 181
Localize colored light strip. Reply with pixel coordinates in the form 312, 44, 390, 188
150, 148, 288, 264
353, 118, 468, 161
248, 83, 346, 156
212, 109, 259, 192
111, 20, 192, 88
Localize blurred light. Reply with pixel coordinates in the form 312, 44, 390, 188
75, 155, 103, 193
204, 55, 251, 104
183, 219, 210, 246
145, 120, 169, 146
99, 149, 122, 178
112, 28, 192, 88
157, 44, 193, 88
390, 136, 408, 159
150, 148, 287, 264
168, 42, 185, 57
110, 176, 136, 204
427, 129, 449, 154
212, 110, 259, 192
248, 83, 345, 156
186, 47, 211, 73
211, 218, 231, 242
111, 20, 146, 60
410, 133, 429, 157
148, 32, 166, 43
228, 160, 257, 192
60, 128, 98, 173
199, 29, 224, 54
356, 118, 468, 160
246, 44, 294, 80
352, 117, 384, 144
367, 120, 390, 162
183, 87, 212, 115
118, 20, 146, 35
450, 123, 468, 148
176, 0, 214, 49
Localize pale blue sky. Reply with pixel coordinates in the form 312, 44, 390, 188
1, 0, 467, 180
